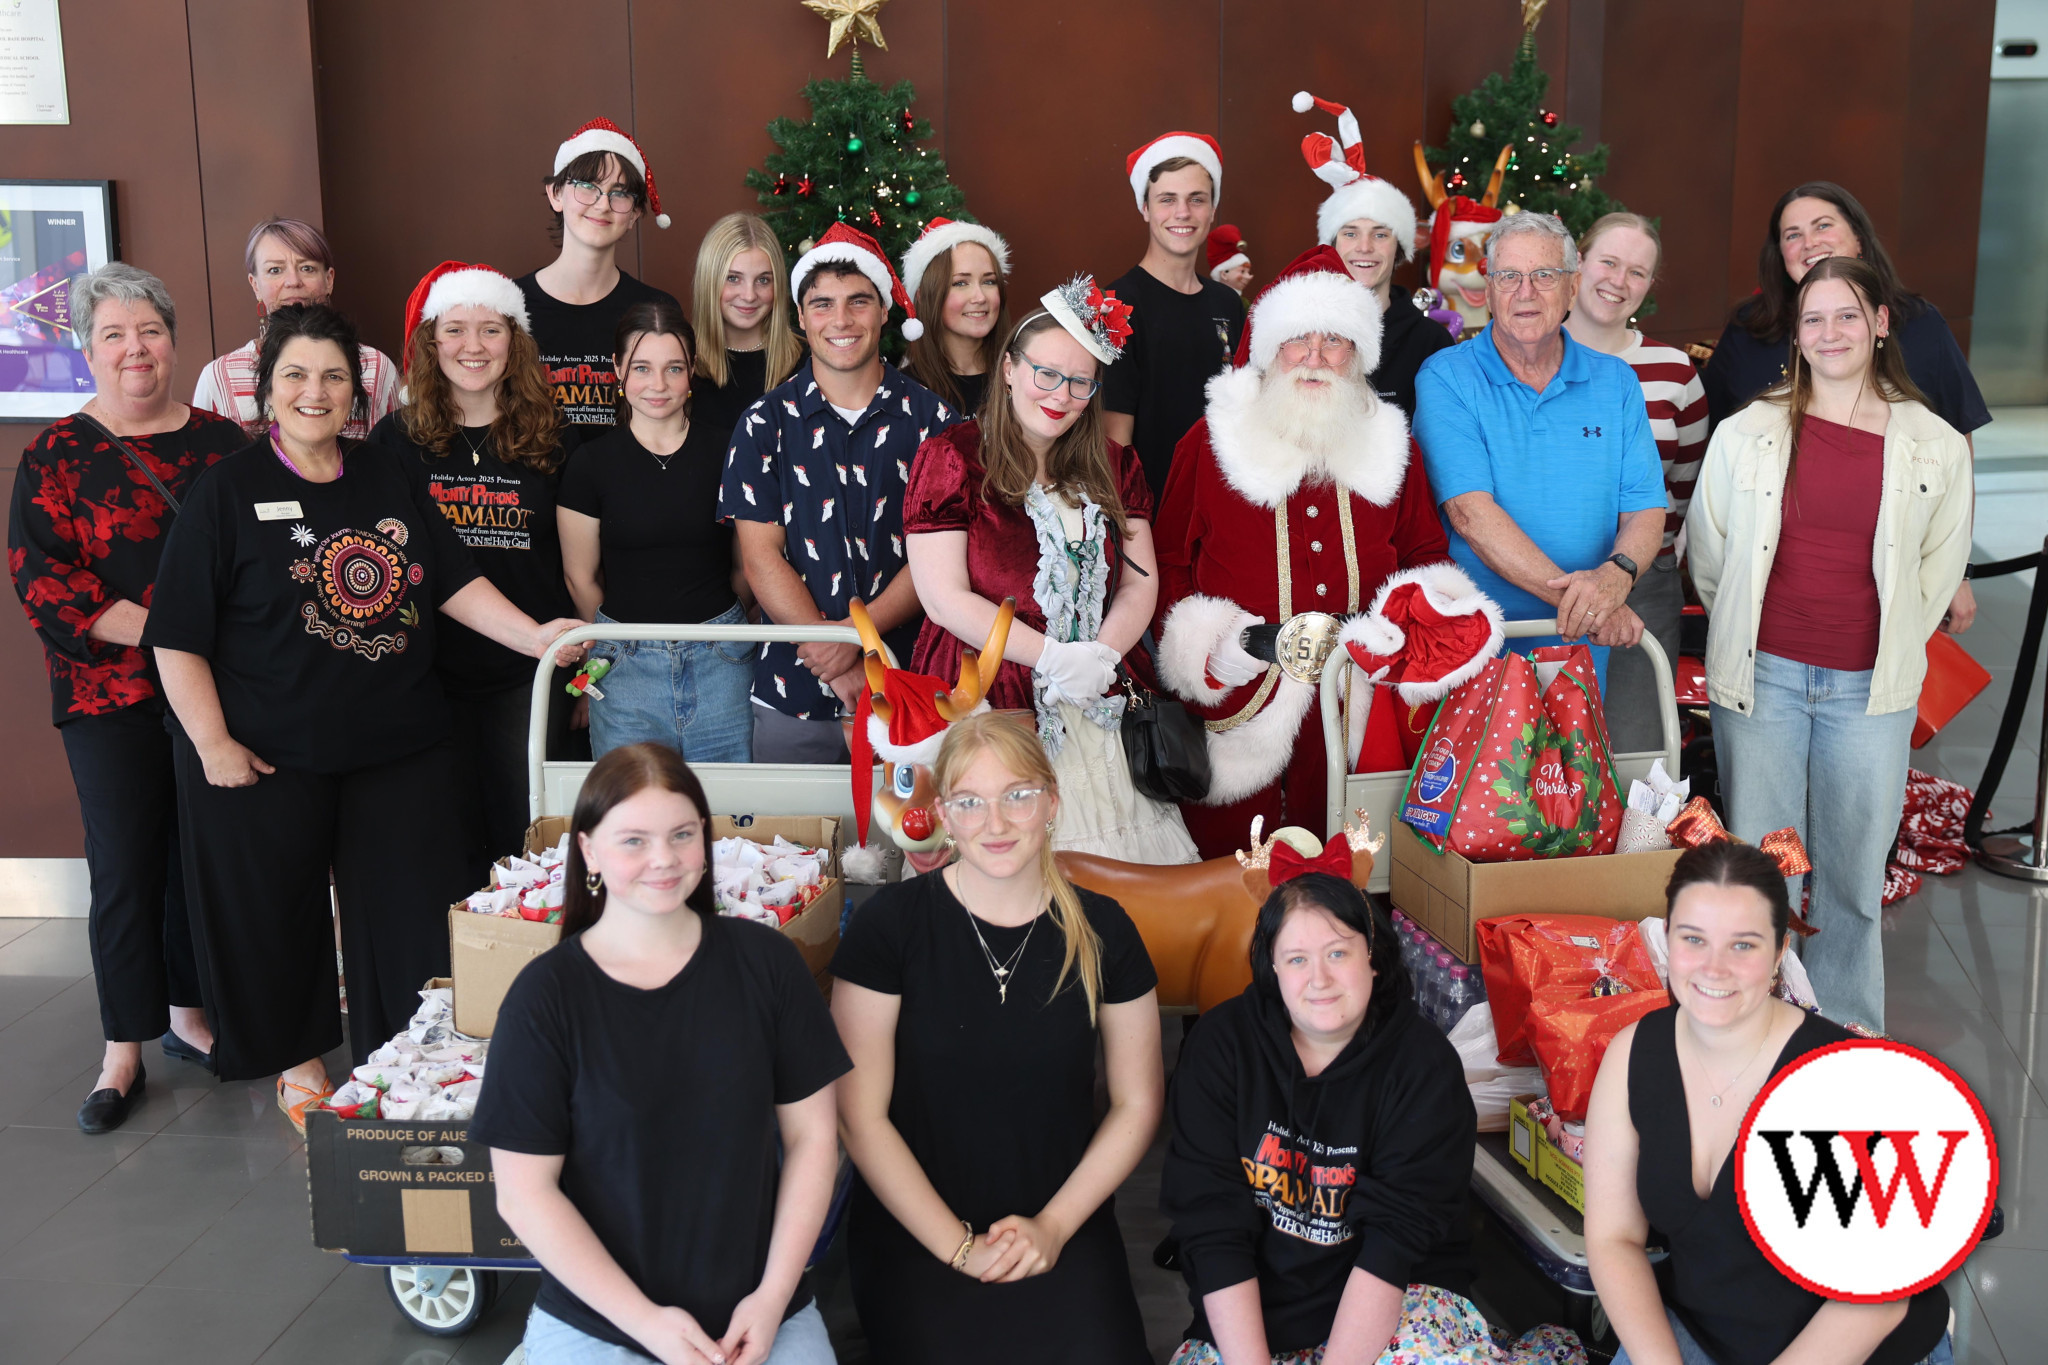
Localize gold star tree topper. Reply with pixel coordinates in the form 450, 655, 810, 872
802, 0, 891, 57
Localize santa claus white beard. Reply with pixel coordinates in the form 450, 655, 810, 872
1249, 366, 1381, 462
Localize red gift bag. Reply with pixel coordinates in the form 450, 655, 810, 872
1400, 644, 1622, 861
1476, 913, 1659, 1066
1527, 982, 1666, 1120
1913, 631, 1991, 748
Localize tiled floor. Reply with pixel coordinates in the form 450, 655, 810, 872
2, 417, 2044, 1363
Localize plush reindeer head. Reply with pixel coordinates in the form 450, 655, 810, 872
848, 596, 1016, 874
1233, 809, 1386, 901
1411, 142, 1515, 329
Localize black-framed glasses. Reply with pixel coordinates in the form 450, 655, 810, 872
1020, 362, 1100, 401
564, 179, 639, 212
1488, 267, 1570, 292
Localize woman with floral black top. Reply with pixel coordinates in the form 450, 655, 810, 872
7, 264, 245, 1134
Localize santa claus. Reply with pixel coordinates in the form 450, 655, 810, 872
1152, 245, 1494, 859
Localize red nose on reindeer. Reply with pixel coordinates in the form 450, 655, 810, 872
900, 804, 935, 842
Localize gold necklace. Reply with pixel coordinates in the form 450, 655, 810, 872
1689, 1019, 1776, 1109
458, 427, 487, 466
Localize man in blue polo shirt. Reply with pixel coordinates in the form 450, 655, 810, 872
720, 224, 958, 762
1413, 212, 1667, 693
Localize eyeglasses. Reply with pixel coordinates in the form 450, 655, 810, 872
1018, 361, 1101, 402
563, 180, 639, 212
1488, 268, 1570, 293
1276, 335, 1357, 364
937, 786, 1048, 832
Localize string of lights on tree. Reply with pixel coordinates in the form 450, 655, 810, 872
744, 0, 970, 262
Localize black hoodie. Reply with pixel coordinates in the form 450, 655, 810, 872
1371, 289, 1457, 421
1160, 984, 1475, 1354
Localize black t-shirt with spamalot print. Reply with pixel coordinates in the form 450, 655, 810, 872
515, 270, 682, 430
141, 440, 480, 773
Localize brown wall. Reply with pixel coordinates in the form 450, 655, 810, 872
0, 0, 1997, 856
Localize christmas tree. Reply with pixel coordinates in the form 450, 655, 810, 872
744, 48, 970, 265
1421, 0, 1625, 240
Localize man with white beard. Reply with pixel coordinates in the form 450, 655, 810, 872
1152, 246, 1488, 859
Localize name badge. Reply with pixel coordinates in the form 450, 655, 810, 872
255, 501, 303, 521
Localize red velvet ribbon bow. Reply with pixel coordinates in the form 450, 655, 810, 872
1268, 837, 1355, 886
1663, 797, 1818, 936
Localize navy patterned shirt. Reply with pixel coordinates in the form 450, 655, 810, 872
718, 359, 958, 720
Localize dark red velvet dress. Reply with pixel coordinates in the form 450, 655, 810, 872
902, 422, 1154, 701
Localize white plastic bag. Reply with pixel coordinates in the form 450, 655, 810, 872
1448, 1002, 1546, 1132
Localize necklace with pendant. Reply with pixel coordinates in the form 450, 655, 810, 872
459, 427, 487, 466
967, 912, 1036, 1004
1696, 1026, 1774, 1108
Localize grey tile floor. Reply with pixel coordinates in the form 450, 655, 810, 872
2, 441, 2044, 1362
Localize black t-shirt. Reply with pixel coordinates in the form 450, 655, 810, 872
949, 368, 991, 419
368, 413, 575, 695
141, 440, 480, 773
692, 348, 773, 454
515, 270, 682, 431
828, 872, 1158, 1227
1100, 266, 1246, 501
471, 915, 851, 1352
1373, 290, 1457, 420
557, 422, 737, 625
1703, 299, 1991, 435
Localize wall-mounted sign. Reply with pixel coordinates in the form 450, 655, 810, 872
0, 179, 115, 419
0, 0, 68, 125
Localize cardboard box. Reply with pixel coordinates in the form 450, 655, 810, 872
1506, 1093, 1586, 1213
1389, 821, 1680, 962
449, 815, 843, 1037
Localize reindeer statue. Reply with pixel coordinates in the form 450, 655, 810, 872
1411, 142, 1515, 332
844, 599, 1384, 1013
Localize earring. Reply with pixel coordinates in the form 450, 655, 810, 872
1877, 335, 1886, 349
585, 870, 602, 892
1045, 819, 1056, 832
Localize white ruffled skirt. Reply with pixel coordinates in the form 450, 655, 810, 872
1046, 702, 1201, 865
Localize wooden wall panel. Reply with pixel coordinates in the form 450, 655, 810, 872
1900, 0, 1997, 339
1595, 0, 1748, 341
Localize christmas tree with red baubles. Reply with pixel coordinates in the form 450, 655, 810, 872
1421, 0, 1626, 240
745, 2, 970, 264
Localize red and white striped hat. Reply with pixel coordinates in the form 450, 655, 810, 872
1292, 91, 1418, 258
899, 217, 1011, 303
1125, 131, 1223, 213
553, 117, 669, 229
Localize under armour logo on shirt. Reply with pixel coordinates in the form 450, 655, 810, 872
1583, 426, 1602, 437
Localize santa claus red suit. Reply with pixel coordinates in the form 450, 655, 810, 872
1152, 245, 1487, 859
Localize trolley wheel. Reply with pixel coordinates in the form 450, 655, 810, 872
384, 1264, 498, 1336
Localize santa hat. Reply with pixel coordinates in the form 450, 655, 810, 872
1337, 564, 1504, 704
1231, 245, 1384, 376
1126, 131, 1223, 213
1038, 274, 1135, 366
899, 218, 1011, 304
1291, 91, 1419, 259
791, 222, 924, 340
399, 261, 530, 395
1206, 224, 1249, 279
1426, 196, 1504, 290
553, 117, 669, 228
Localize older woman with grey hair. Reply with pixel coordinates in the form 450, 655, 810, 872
1413, 210, 1669, 692
6, 263, 247, 1133
191, 217, 398, 439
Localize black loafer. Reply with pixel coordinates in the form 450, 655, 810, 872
160, 1029, 211, 1070
77, 1065, 145, 1135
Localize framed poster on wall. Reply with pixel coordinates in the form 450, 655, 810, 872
0, 179, 115, 419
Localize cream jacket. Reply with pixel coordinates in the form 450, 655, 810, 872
1684, 398, 1971, 716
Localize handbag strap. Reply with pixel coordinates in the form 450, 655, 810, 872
72, 409, 182, 516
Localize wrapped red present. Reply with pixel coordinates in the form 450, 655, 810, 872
1476, 914, 1663, 1068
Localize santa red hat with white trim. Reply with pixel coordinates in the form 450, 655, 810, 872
1291, 91, 1419, 258
553, 117, 670, 229
1206, 225, 1249, 279
399, 260, 531, 397
1333, 562, 1503, 771
792, 222, 925, 341
1126, 131, 1223, 213
1229, 244, 1385, 376
899, 217, 1011, 303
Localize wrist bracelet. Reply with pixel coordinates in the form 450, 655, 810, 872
950, 1221, 975, 1270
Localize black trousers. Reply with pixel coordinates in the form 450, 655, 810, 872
446, 671, 575, 883
171, 729, 470, 1081
59, 702, 197, 1041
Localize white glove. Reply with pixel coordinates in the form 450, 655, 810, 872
1207, 627, 1265, 689
1035, 637, 1119, 704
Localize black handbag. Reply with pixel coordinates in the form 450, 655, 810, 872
1117, 665, 1211, 804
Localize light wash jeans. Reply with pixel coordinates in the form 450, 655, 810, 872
1613, 1306, 1952, 1365
588, 603, 755, 764
1711, 650, 1916, 1034
523, 1301, 836, 1365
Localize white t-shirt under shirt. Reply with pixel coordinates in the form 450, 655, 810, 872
514, 269, 682, 431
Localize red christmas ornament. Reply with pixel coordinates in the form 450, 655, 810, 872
899, 107, 916, 134
1540, 109, 1559, 127
1447, 171, 1467, 190
869, 208, 883, 229
772, 175, 788, 196
796, 175, 815, 198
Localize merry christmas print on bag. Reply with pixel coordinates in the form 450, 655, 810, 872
1401, 644, 1621, 862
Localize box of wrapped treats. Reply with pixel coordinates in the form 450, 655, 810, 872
448, 815, 844, 1036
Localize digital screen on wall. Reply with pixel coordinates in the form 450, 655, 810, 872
0, 179, 115, 419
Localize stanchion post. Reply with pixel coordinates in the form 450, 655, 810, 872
1977, 534, 2048, 881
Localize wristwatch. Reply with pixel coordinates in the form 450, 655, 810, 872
1606, 553, 1640, 583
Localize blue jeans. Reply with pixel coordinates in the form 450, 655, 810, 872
1613, 1307, 1952, 1365
588, 604, 755, 764
523, 1301, 835, 1364
1711, 651, 1915, 1034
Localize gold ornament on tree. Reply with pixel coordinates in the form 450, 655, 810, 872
802, 0, 891, 57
